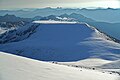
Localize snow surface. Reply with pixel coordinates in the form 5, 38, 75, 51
0, 22, 39, 44
0, 21, 120, 72
58, 58, 112, 67
33, 20, 77, 24
0, 52, 119, 80
100, 60, 120, 69
57, 58, 120, 73
0, 21, 120, 62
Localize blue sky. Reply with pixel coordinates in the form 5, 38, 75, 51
0, 0, 120, 9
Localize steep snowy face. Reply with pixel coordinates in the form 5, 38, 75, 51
0, 22, 39, 44
0, 21, 120, 62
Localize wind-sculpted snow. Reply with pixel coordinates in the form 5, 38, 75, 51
0, 21, 120, 62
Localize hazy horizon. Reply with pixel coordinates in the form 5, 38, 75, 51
0, 0, 120, 9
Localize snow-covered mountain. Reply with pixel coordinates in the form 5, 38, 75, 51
0, 14, 39, 44
0, 52, 119, 80
0, 7, 120, 80
0, 20, 120, 80
32, 13, 120, 40
39, 13, 94, 22
0, 22, 39, 44
0, 8, 120, 23
0, 20, 120, 62
88, 22, 120, 40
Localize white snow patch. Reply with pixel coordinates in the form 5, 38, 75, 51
58, 58, 113, 67
0, 52, 119, 80
33, 20, 77, 24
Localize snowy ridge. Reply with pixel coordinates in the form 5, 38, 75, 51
34, 20, 119, 43
0, 22, 39, 44
83, 23, 117, 42
0, 20, 118, 44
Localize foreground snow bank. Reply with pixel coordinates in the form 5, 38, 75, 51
0, 52, 119, 80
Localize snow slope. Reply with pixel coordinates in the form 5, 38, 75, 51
0, 52, 119, 80
0, 21, 120, 62
58, 58, 112, 67
100, 60, 120, 69
0, 22, 39, 44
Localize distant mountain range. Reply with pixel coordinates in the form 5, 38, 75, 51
39, 13, 94, 22
0, 8, 120, 23
0, 14, 32, 22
